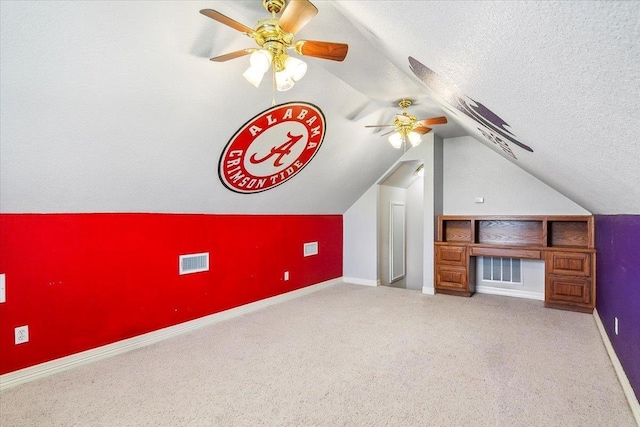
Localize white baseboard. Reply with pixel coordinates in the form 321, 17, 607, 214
0, 278, 342, 392
593, 309, 640, 425
422, 286, 435, 295
343, 277, 379, 287
476, 286, 544, 301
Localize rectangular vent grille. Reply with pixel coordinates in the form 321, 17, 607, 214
179, 252, 209, 275
483, 256, 522, 283
303, 242, 318, 257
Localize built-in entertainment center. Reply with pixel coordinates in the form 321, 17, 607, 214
435, 215, 595, 313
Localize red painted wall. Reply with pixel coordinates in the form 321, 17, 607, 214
0, 213, 342, 374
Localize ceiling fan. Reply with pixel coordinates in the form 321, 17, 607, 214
365, 99, 448, 149
200, 0, 348, 91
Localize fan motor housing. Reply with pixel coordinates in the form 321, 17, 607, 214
263, 0, 285, 14
254, 19, 293, 51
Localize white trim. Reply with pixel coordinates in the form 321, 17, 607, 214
476, 286, 544, 301
343, 277, 379, 287
0, 278, 342, 392
422, 286, 435, 295
593, 308, 640, 425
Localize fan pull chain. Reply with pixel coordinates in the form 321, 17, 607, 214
271, 66, 276, 106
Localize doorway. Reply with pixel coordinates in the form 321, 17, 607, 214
378, 160, 424, 290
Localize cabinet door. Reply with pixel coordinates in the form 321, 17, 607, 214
436, 246, 467, 266
547, 252, 591, 277
546, 275, 591, 305
436, 265, 468, 290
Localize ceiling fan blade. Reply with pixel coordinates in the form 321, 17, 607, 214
419, 116, 448, 126
364, 124, 395, 128
294, 40, 348, 62
209, 49, 254, 62
380, 130, 397, 137
200, 9, 255, 36
414, 126, 432, 135
278, 0, 318, 35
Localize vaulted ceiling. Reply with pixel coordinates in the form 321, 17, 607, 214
1, 1, 638, 214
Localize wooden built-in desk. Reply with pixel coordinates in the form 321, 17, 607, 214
435, 215, 595, 313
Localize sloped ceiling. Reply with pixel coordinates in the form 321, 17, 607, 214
1, 1, 638, 214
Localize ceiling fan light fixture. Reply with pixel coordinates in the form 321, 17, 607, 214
388, 132, 403, 149
200, 2, 349, 93
275, 69, 294, 91
242, 65, 265, 88
408, 131, 422, 147
249, 49, 273, 73
284, 56, 307, 81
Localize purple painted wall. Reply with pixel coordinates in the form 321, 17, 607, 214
595, 215, 640, 402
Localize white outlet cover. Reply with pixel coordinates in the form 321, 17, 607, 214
284, 271, 289, 281
15, 325, 29, 344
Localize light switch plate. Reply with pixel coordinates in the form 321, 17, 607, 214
0, 274, 5, 303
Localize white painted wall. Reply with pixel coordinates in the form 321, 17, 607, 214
405, 177, 424, 291
397, 134, 442, 295
443, 137, 590, 215
345, 133, 582, 294
0, 1, 406, 215
343, 186, 378, 286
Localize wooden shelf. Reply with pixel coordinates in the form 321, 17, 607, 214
477, 219, 544, 246
441, 220, 473, 243
548, 220, 590, 248
438, 215, 593, 249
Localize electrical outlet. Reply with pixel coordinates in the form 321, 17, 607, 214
15, 325, 29, 345
284, 271, 289, 281
615, 317, 619, 335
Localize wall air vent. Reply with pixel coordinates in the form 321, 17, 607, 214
179, 252, 209, 275
303, 242, 318, 257
482, 256, 522, 283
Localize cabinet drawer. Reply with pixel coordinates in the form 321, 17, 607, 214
547, 252, 591, 277
436, 246, 467, 266
436, 265, 468, 290
546, 275, 592, 305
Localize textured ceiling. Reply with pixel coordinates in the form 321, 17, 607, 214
334, 1, 640, 214
1, 1, 638, 214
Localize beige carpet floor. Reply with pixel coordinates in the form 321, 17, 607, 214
0, 283, 636, 426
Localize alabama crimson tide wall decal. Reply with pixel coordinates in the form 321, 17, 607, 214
219, 102, 326, 193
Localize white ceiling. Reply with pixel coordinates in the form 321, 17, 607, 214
1, 1, 639, 214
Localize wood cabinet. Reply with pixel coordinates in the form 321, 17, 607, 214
436, 245, 467, 265
435, 245, 475, 296
435, 215, 595, 313
547, 251, 591, 276
545, 251, 595, 313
